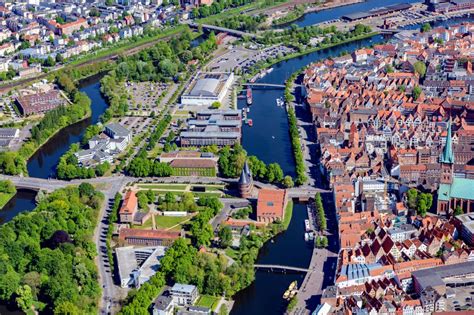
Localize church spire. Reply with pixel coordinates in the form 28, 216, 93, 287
441, 118, 454, 164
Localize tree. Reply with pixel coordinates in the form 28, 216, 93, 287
218, 226, 232, 248
211, 101, 221, 109
413, 85, 422, 101
406, 188, 418, 210
15, 285, 34, 313
267, 163, 283, 183
421, 23, 431, 33
413, 61, 427, 78
219, 304, 229, 315
78, 182, 94, 198
287, 296, 298, 312
282, 175, 294, 188
454, 205, 463, 216
137, 191, 149, 210
417, 198, 427, 217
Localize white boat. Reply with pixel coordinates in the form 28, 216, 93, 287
267, 67, 274, 74
304, 233, 309, 241
246, 107, 250, 113
304, 219, 311, 232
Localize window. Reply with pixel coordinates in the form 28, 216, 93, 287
267, 202, 274, 206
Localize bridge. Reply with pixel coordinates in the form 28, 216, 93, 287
0, 174, 127, 192
377, 28, 401, 35
254, 264, 309, 273
242, 83, 286, 89
188, 22, 257, 39
287, 186, 330, 201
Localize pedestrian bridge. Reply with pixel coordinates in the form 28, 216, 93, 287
188, 22, 257, 39
242, 83, 286, 89
254, 264, 309, 273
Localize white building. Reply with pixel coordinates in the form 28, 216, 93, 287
181, 72, 234, 106
170, 283, 198, 306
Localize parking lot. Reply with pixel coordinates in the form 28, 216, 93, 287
118, 116, 153, 137
448, 285, 474, 311
125, 81, 172, 116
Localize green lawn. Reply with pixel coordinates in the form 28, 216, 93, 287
282, 200, 294, 230
155, 215, 192, 229
137, 184, 188, 190
0, 192, 15, 209
195, 295, 220, 311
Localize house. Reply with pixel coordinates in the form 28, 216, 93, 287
119, 191, 138, 223
170, 283, 198, 306
256, 188, 287, 223
152, 295, 174, 315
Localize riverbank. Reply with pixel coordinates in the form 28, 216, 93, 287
243, 31, 379, 82
0, 180, 16, 209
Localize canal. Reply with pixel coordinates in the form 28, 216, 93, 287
26, 74, 109, 179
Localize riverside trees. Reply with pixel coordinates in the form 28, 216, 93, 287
0, 184, 103, 314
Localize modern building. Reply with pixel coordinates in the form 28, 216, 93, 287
256, 188, 287, 223
15, 90, 66, 115
118, 228, 181, 246
170, 283, 199, 306
412, 261, 474, 296
181, 72, 234, 106
75, 123, 131, 167
455, 213, 474, 246
119, 191, 138, 223
180, 110, 241, 147
437, 120, 474, 214
116, 246, 166, 288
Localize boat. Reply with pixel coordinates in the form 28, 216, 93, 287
305, 219, 311, 231
247, 119, 253, 127
267, 67, 274, 74
283, 281, 298, 300
246, 87, 253, 105
304, 233, 309, 241
246, 107, 250, 113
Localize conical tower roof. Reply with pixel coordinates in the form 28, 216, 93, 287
239, 161, 251, 185
441, 119, 454, 164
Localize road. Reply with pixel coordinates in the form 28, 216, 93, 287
212, 198, 250, 230
94, 176, 132, 315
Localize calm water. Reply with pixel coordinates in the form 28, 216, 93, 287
293, 0, 421, 27
26, 74, 108, 179
232, 35, 386, 314
0, 189, 37, 225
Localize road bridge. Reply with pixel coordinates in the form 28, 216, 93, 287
188, 22, 257, 39
254, 264, 309, 273
242, 83, 286, 89
0, 174, 128, 192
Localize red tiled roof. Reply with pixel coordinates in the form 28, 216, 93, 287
257, 188, 286, 218
119, 191, 137, 215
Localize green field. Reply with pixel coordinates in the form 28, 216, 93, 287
0, 192, 15, 209
282, 200, 294, 230
155, 215, 192, 229
195, 295, 220, 311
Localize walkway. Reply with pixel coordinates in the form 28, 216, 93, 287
254, 264, 309, 273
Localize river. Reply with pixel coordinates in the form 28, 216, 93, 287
26, 74, 109, 179
292, 0, 421, 28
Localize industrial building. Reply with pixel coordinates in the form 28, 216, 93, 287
181, 72, 234, 106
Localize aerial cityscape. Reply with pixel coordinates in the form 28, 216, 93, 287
0, 0, 473, 314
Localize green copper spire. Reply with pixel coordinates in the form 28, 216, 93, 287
441, 119, 454, 164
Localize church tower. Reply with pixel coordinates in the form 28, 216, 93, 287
440, 119, 454, 185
